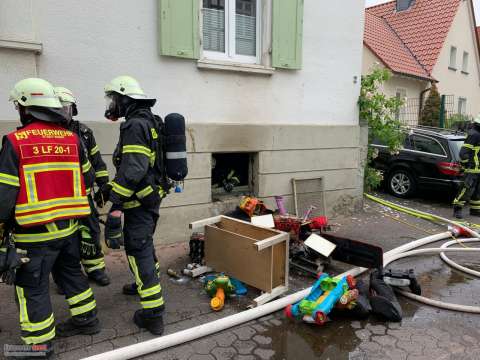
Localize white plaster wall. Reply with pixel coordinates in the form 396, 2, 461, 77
0, 0, 35, 41
432, 0, 480, 116
0, 0, 364, 125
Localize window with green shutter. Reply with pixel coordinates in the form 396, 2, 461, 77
159, 0, 200, 59
159, 0, 304, 71
272, 0, 304, 69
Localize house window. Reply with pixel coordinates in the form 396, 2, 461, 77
458, 97, 467, 115
395, 88, 407, 122
449, 46, 457, 70
396, 0, 415, 12
211, 153, 254, 198
202, 0, 260, 64
462, 51, 469, 73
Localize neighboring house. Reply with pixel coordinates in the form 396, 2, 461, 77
363, 0, 480, 125
0, 0, 366, 244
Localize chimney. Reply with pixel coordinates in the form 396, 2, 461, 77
396, 0, 415, 12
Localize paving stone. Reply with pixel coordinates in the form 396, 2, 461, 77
396, 341, 423, 356
258, 315, 274, 322
268, 319, 282, 326
251, 323, 268, 333
235, 356, 256, 360
253, 348, 275, 360
111, 335, 138, 348
232, 340, 256, 355
350, 321, 362, 329
144, 344, 195, 360
372, 334, 396, 347
191, 338, 218, 355
252, 335, 272, 345
211, 346, 237, 360
211, 332, 238, 347
355, 329, 371, 341
365, 324, 386, 335
388, 329, 412, 341
358, 341, 382, 352
189, 355, 216, 360
84, 341, 115, 356
91, 328, 117, 344
384, 348, 407, 360
233, 326, 256, 341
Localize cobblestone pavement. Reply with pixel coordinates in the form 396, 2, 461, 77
1, 191, 480, 359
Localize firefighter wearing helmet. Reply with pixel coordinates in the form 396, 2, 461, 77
96, 75, 167, 335
453, 114, 480, 218
0, 78, 101, 355
54, 86, 111, 287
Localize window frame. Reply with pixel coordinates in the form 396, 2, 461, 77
462, 51, 469, 74
458, 97, 467, 115
449, 46, 457, 70
202, 0, 262, 65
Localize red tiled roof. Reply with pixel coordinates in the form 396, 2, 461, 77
366, 0, 462, 77
364, 12, 432, 80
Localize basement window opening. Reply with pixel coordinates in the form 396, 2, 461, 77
211, 152, 254, 198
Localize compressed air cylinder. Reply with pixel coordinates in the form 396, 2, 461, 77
165, 113, 188, 181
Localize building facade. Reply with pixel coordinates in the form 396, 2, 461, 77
0, 0, 366, 244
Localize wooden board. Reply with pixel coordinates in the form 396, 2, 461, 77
205, 225, 273, 292
217, 217, 279, 240
272, 242, 286, 288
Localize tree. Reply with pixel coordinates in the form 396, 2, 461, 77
419, 83, 441, 127
358, 68, 404, 191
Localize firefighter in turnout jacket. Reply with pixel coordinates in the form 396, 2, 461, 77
96, 75, 166, 335
55, 87, 110, 286
453, 115, 480, 219
0, 78, 100, 353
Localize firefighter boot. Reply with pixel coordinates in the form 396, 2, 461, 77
369, 270, 402, 322
453, 206, 463, 219
123, 282, 138, 295
88, 269, 111, 286
56, 317, 101, 337
133, 309, 164, 335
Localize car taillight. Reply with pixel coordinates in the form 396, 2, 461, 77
437, 162, 461, 176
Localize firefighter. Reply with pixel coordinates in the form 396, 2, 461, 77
96, 75, 166, 335
453, 115, 480, 219
0, 78, 100, 354
55, 87, 110, 286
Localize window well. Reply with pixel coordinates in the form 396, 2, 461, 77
211, 152, 254, 197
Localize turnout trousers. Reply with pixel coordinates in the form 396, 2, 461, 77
14, 230, 97, 345
124, 205, 164, 315
80, 196, 106, 274
453, 173, 480, 213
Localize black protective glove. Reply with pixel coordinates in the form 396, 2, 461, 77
0, 247, 30, 285
104, 213, 124, 249
94, 183, 112, 208
79, 226, 101, 258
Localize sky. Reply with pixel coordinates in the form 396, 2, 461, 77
365, 0, 480, 23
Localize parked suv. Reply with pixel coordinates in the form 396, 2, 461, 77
371, 127, 466, 198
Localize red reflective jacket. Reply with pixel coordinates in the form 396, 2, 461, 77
7, 122, 90, 227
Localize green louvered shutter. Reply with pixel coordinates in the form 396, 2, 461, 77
159, 0, 200, 59
272, 0, 304, 69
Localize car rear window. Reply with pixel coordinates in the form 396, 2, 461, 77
449, 140, 464, 160
411, 135, 445, 156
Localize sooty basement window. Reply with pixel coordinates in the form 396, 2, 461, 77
211, 153, 253, 197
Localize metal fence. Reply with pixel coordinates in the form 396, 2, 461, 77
397, 94, 471, 129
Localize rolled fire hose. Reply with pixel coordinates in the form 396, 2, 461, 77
440, 238, 480, 278
81, 231, 454, 360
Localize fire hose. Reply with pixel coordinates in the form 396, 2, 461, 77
82, 198, 480, 360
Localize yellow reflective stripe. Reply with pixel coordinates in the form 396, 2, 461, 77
16, 206, 91, 226
25, 172, 37, 203
111, 181, 134, 197
159, 187, 166, 198
460, 159, 469, 163
95, 170, 109, 178
82, 160, 92, 173
70, 300, 96, 316
21, 314, 54, 333
141, 298, 165, 309
139, 284, 161, 298
67, 288, 93, 306
464, 169, 480, 174
84, 263, 106, 273
81, 258, 103, 266
122, 145, 152, 157
23, 162, 80, 172
86, 187, 92, 193
128, 256, 144, 290
16, 197, 89, 214
45, 222, 59, 233
462, 143, 474, 149
21, 327, 56, 345
123, 200, 141, 209
137, 186, 154, 199
90, 145, 100, 156
14, 221, 78, 243
471, 200, 480, 205
0, 172, 19, 186
16, 286, 29, 325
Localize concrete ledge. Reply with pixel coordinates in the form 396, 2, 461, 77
0, 38, 42, 53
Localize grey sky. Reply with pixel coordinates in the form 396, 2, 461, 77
365, 0, 480, 23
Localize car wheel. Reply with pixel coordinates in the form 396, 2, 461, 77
388, 169, 416, 198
